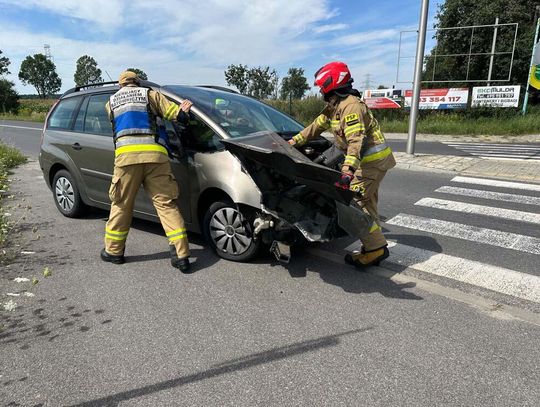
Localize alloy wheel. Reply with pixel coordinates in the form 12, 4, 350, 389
209, 207, 252, 255
55, 176, 75, 212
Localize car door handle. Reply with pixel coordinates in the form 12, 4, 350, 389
71, 143, 82, 150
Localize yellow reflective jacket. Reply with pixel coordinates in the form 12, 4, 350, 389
293, 95, 395, 173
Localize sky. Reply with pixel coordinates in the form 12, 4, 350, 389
0, 0, 444, 95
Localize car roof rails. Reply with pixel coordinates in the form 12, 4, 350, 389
61, 80, 162, 97
196, 85, 238, 94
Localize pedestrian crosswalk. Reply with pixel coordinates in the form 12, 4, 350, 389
381, 176, 540, 302
443, 142, 540, 161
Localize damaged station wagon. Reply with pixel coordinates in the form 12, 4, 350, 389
39, 82, 371, 263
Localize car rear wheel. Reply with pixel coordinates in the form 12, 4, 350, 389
203, 201, 260, 262
52, 169, 86, 218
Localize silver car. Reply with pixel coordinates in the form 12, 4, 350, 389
39, 82, 369, 262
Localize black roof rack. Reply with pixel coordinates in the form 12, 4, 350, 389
61, 80, 161, 98
196, 85, 238, 94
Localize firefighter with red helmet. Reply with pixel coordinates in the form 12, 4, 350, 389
289, 61, 395, 268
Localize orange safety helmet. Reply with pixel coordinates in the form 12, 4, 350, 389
314, 61, 352, 95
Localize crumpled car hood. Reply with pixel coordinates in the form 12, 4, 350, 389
221, 132, 372, 240
221, 131, 353, 204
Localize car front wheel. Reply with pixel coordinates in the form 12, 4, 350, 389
203, 201, 260, 262
52, 169, 86, 218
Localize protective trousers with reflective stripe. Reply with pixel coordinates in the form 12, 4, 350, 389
104, 162, 189, 258
349, 166, 388, 251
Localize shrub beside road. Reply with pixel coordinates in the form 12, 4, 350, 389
1, 97, 539, 135
0, 143, 26, 246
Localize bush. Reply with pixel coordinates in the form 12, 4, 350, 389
0, 143, 26, 245
265, 97, 540, 135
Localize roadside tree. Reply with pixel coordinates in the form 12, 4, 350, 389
248, 66, 277, 100
74, 55, 103, 86
0, 79, 19, 113
224, 64, 250, 94
18, 54, 61, 98
280, 67, 310, 100
126, 68, 148, 80
0, 50, 10, 76
225, 64, 278, 99
424, 0, 537, 87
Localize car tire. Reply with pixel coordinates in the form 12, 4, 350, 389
52, 169, 86, 218
203, 201, 260, 262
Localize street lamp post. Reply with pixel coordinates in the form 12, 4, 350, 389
406, 0, 430, 155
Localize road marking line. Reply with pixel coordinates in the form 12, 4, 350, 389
445, 145, 540, 150
480, 156, 540, 161
451, 176, 540, 192
387, 243, 540, 303
414, 197, 540, 224
311, 241, 540, 304
0, 124, 42, 131
444, 142, 540, 147
386, 213, 540, 255
436, 186, 540, 206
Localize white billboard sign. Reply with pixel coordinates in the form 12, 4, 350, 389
471, 86, 521, 108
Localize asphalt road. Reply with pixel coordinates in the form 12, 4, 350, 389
1, 120, 540, 406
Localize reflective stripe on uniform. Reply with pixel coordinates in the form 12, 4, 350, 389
361, 146, 392, 164
166, 228, 187, 242
330, 120, 340, 130
164, 103, 180, 120
369, 223, 381, 233
115, 144, 169, 156
292, 133, 306, 145
105, 228, 128, 241
115, 135, 157, 148
344, 123, 365, 138
344, 155, 360, 169
316, 114, 330, 129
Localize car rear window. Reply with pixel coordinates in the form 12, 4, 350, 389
48, 97, 81, 130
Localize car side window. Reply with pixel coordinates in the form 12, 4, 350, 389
48, 97, 82, 130
180, 115, 222, 152
84, 94, 113, 136
73, 97, 89, 132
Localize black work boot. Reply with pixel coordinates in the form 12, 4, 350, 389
100, 248, 125, 265
169, 245, 191, 273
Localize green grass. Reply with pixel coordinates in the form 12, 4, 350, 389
0, 98, 56, 123
380, 112, 540, 135
0, 143, 27, 246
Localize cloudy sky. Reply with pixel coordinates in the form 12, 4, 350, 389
0, 0, 443, 95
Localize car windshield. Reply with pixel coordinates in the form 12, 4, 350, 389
164, 85, 304, 138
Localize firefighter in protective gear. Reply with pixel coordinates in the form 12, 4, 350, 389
289, 61, 395, 268
101, 70, 193, 272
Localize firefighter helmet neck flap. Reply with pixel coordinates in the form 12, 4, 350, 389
314, 61, 354, 102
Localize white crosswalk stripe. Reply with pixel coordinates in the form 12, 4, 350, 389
443, 142, 540, 161
386, 214, 540, 255
451, 176, 540, 192
414, 197, 540, 224
373, 176, 540, 302
435, 186, 540, 206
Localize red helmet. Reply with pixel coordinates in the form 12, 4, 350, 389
314, 61, 352, 94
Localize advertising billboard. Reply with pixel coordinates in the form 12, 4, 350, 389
471, 86, 521, 108
404, 88, 469, 109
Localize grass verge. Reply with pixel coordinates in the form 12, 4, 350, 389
380, 113, 540, 135
0, 142, 27, 246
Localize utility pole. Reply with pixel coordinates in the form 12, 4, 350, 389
44, 44, 53, 61
406, 0, 430, 155
364, 74, 372, 90
487, 17, 499, 86
522, 9, 540, 115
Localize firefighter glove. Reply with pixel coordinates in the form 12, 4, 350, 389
335, 173, 353, 190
